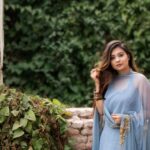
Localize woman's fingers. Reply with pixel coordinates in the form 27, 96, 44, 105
112, 115, 119, 118
112, 115, 120, 119
90, 68, 100, 79
111, 114, 121, 124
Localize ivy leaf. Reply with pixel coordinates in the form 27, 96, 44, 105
11, 110, 19, 116
13, 129, 24, 139
25, 122, 32, 133
21, 141, 27, 149
0, 116, 6, 124
20, 118, 28, 127
32, 138, 44, 150
12, 121, 21, 131
21, 94, 30, 109
12, 118, 28, 131
0, 94, 6, 102
25, 109, 36, 121
22, 94, 30, 102
0, 107, 10, 116
52, 99, 62, 106
32, 129, 39, 137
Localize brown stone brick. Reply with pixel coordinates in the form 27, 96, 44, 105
81, 128, 92, 136
67, 128, 80, 136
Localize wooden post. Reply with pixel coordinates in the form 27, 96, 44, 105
0, 0, 4, 85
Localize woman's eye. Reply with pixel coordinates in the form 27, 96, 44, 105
111, 53, 124, 60
111, 57, 115, 60
118, 53, 124, 57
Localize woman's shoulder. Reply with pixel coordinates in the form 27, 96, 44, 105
132, 71, 145, 77
132, 71, 149, 83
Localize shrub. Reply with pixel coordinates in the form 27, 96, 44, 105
0, 85, 68, 150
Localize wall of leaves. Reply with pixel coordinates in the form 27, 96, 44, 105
4, 0, 150, 106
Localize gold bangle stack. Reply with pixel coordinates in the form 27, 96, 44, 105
93, 91, 104, 101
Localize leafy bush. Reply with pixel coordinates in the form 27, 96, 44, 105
0, 85, 69, 150
4, 0, 150, 106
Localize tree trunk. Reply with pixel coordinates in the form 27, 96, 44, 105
0, 0, 4, 85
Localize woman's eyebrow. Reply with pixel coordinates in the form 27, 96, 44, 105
111, 52, 124, 56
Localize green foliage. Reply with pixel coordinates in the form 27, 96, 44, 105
0, 85, 69, 150
4, 0, 150, 106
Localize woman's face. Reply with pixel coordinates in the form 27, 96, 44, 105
110, 47, 130, 73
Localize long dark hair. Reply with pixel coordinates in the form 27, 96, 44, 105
95, 40, 138, 96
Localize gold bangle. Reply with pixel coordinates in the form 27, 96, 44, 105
95, 99, 103, 101
93, 90, 105, 101
93, 94, 104, 100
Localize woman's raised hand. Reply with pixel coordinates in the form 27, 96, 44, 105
90, 68, 100, 83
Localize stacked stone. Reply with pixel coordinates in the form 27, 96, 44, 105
66, 108, 93, 150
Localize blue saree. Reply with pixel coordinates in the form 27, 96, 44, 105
92, 70, 150, 150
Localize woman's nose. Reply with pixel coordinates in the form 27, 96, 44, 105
115, 57, 120, 62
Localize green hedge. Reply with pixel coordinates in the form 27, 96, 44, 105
0, 85, 69, 150
4, 0, 150, 106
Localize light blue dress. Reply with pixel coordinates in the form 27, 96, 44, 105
92, 70, 150, 150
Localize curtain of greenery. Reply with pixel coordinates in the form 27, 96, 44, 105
4, 0, 150, 106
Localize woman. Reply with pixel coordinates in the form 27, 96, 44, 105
90, 40, 150, 150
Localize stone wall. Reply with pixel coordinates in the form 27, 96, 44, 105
66, 108, 93, 150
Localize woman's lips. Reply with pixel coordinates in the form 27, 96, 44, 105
116, 64, 122, 67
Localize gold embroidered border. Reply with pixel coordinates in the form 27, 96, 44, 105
120, 116, 130, 145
